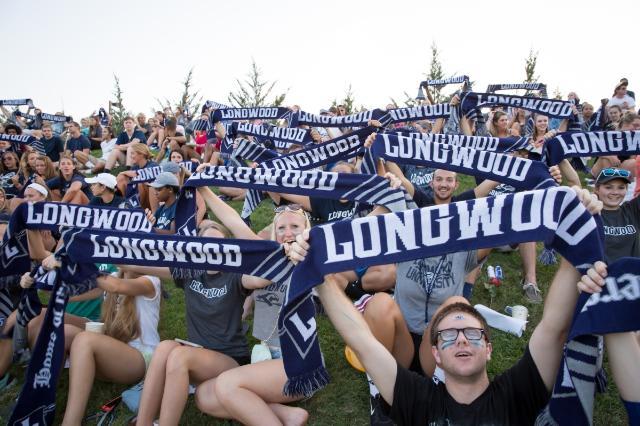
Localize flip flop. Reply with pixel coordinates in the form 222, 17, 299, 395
345, 345, 365, 372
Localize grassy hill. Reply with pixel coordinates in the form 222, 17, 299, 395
0, 173, 628, 425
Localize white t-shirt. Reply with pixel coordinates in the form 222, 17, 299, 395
608, 94, 636, 110
128, 275, 161, 353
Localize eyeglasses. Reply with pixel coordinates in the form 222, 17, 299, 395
598, 168, 630, 179
274, 204, 304, 214
437, 327, 485, 342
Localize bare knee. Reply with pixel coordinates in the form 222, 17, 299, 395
364, 293, 402, 324
70, 331, 98, 355
165, 346, 195, 375
195, 380, 222, 415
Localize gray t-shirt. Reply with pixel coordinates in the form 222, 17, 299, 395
252, 279, 289, 347
395, 251, 477, 334
174, 270, 250, 358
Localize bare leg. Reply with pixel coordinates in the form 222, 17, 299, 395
62, 331, 146, 426
219, 187, 246, 201
519, 242, 538, 284
0, 339, 12, 377
136, 340, 180, 425
363, 293, 414, 368
214, 360, 308, 426
605, 332, 640, 402
158, 346, 239, 426
420, 296, 469, 376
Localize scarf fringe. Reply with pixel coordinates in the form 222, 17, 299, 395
538, 248, 558, 265
283, 366, 330, 398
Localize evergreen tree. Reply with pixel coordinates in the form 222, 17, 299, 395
228, 59, 287, 107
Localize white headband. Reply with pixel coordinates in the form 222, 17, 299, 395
26, 182, 48, 197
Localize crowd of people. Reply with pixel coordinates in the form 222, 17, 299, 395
0, 76, 639, 426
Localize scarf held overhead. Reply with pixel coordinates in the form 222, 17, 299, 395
460, 92, 575, 119
372, 133, 556, 191
278, 186, 603, 397
544, 131, 640, 165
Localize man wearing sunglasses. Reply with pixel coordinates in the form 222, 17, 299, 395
594, 167, 640, 263
291, 187, 603, 425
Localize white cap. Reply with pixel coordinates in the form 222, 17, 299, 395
85, 173, 117, 189
26, 182, 48, 197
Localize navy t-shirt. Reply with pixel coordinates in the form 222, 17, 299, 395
42, 136, 65, 162
154, 201, 177, 230
116, 130, 147, 145
89, 194, 124, 208
309, 197, 356, 224
46, 173, 91, 198
66, 135, 91, 153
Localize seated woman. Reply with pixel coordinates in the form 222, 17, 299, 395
0, 151, 20, 199
20, 258, 162, 426
44, 154, 91, 204
193, 190, 312, 426
131, 187, 289, 425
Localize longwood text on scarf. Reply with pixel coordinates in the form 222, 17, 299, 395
544, 130, 640, 165
460, 92, 574, 119
372, 133, 556, 191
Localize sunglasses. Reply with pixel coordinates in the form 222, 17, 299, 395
598, 168, 630, 179
437, 327, 485, 343
274, 204, 304, 214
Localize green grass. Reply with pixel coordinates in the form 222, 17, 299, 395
0, 174, 628, 425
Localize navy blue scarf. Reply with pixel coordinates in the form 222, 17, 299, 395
63, 228, 292, 283
538, 257, 640, 425
280, 187, 602, 396
230, 122, 313, 146
123, 161, 197, 206
460, 92, 575, 119
385, 131, 531, 153
291, 110, 386, 128
416, 76, 469, 100
486, 83, 548, 97
545, 131, 640, 165
371, 133, 556, 191
380, 104, 453, 126
9, 273, 68, 426
15, 111, 72, 123
211, 107, 293, 123
0, 99, 33, 107
0, 133, 44, 154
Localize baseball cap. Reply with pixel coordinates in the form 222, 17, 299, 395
161, 161, 181, 174
148, 172, 180, 188
85, 173, 117, 189
595, 168, 631, 185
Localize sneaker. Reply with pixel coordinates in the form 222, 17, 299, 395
85, 160, 95, 169
522, 280, 543, 303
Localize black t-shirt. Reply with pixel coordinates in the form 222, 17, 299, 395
601, 196, 640, 263
413, 187, 476, 208
42, 136, 65, 162
309, 197, 356, 224
385, 345, 550, 425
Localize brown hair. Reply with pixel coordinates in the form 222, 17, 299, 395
35, 155, 56, 179
198, 221, 231, 238
19, 150, 38, 179
429, 302, 491, 346
101, 293, 140, 343
123, 116, 135, 123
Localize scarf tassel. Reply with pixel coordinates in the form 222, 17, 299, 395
282, 365, 330, 398
538, 247, 558, 265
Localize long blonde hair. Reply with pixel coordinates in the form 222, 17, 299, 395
101, 292, 140, 343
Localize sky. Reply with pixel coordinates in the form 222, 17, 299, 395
1, 0, 638, 119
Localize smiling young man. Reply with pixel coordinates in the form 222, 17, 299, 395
290, 187, 602, 425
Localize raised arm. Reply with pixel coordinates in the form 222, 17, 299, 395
197, 185, 258, 240
529, 187, 602, 391
98, 274, 156, 298
266, 191, 311, 212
